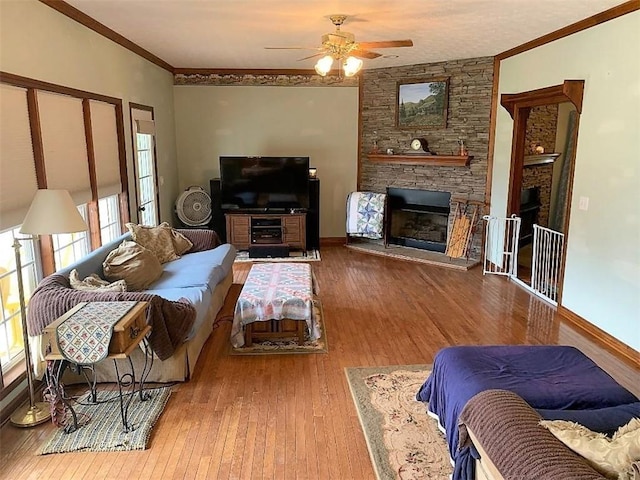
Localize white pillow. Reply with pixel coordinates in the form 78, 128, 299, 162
69, 269, 127, 292
540, 417, 640, 480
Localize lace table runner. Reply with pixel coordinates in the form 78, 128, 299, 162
57, 301, 138, 364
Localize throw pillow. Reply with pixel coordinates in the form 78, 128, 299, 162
69, 269, 127, 292
170, 228, 193, 255
103, 240, 163, 291
540, 417, 640, 480
126, 222, 179, 264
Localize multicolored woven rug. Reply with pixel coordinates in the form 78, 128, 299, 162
40, 386, 171, 454
345, 365, 452, 480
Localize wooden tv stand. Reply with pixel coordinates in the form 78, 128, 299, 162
225, 213, 306, 251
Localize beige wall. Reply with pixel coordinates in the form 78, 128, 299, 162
491, 11, 640, 350
0, 0, 179, 224
173, 85, 359, 238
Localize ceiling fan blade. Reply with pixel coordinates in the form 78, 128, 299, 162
357, 40, 414, 49
350, 49, 382, 59
297, 53, 324, 61
264, 47, 321, 51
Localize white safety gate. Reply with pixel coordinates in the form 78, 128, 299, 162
482, 215, 521, 277
530, 224, 565, 305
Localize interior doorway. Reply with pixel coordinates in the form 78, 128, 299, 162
500, 81, 584, 305
516, 102, 578, 287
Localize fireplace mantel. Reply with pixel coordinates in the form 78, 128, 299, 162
367, 154, 472, 167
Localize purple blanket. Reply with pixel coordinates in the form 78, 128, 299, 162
416, 345, 638, 479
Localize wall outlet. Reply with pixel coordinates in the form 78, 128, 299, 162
579, 196, 589, 211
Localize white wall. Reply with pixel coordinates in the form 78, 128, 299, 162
173, 85, 359, 238
491, 11, 640, 350
0, 0, 179, 224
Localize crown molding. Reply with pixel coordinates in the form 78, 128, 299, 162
38, 0, 174, 73
497, 0, 640, 60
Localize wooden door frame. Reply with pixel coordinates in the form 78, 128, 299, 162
500, 79, 584, 304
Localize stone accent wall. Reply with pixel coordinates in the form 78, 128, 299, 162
523, 163, 554, 228
525, 104, 559, 154
359, 57, 494, 258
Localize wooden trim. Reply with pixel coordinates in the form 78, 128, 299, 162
554, 111, 581, 305
114, 102, 130, 228
356, 75, 363, 191
26, 90, 46, 189
320, 237, 346, 246
26, 89, 56, 276
38, 0, 174, 73
173, 68, 319, 76
484, 57, 500, 208
367, 154, 471, 167
1, 72, 122, 105
82, 100, 101, 250
506, 107, 530, 216
501, 81, 585, 118
496, 0, 640, 60
558, 306, 640, 368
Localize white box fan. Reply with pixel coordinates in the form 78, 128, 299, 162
175, 186, 212, 227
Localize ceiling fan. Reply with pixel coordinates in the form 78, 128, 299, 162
265, 15, 413, 77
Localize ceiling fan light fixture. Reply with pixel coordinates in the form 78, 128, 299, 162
314, 55, 334, 76
343, 56, 363, 77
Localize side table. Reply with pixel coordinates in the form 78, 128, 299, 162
44, 301, 153, 433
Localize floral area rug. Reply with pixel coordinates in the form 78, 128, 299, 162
345, 365, 452, 480
40, 386, 171, 454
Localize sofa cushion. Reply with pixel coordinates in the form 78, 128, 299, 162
103, 240, 163, 291
537, 402, 640, 436
148, 244, 235, 292
126, 222, 179, 264
69, 269, 127, 292
540, 417, 640, 479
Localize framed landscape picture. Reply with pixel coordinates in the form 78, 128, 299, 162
396, 78, 449, 129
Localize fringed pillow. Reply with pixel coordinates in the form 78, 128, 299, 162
69, 269, 127, 292
540, 417, 640, 480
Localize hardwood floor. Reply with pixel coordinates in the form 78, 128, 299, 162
1, 245, 638, 479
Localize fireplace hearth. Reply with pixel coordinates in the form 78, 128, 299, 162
386, 187, 451, 253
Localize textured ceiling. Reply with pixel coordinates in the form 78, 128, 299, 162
65, 0, 625, 70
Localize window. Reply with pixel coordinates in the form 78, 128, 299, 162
135, 132, 158, 227
51, 205, 90, 270
0, 227, 38, 372
99, 195, 122, 244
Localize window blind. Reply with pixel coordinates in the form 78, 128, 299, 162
90, 101, 122, 198
38, 91, 91, 205
0, 84, 38, 231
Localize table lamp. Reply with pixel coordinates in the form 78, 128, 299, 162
10, 189, 87, 427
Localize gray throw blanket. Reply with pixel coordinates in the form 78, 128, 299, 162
28, 274, 196, 361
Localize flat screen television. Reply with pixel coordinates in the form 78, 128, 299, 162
219, 156, 310, 211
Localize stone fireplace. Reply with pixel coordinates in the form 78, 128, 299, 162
386, 188, 451, 253
358, 57, 494, 261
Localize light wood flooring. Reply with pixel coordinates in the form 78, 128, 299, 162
1, 245, 638, 479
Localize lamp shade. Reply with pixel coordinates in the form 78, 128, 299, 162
20, 189, 88, 235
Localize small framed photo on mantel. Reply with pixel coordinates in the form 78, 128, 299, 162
396, 78, 449, 129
